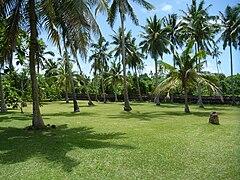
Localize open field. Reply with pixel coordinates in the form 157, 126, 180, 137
0, 101, 239, 179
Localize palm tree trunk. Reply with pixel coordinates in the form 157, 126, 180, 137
115, 89, 118, 102
29, 0, 44, 129
65, 85, 69, 103
63, 39, 79, 112
229, 43, 235, 105
120, 10, 132, 111
74, 51, 94, 106
216, 57, 220, 75
0, 69, 7, 112
183, 81, 190, 113
197, 82, 204, 108
154, 58, 160, 105
101, 72, 106, 103
196, 43, 204, 108
135, 68, 143, 102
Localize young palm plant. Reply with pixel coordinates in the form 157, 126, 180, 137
155, 41, 223, 113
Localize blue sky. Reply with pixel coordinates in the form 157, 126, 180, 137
41, 0, 240, 77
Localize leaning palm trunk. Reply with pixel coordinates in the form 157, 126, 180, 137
154, 58, 160, 105
29, 0, 44, 129
63, 40, 79, 112
135, 68, 143, 102
74, 51, 94, 106
0, 70, 7, 112
229, 43, 235, 105
120, 10, 132, 111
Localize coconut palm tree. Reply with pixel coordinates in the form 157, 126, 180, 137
140, 14, 171, 105
106, 60, 123, 102
70, 45, 95, 106
212, 46, 222, 76
181, 0, 220, 108
108, 0, 154, 111
163, 14, 183, 68
54, 54, 72, 104
111, 28, 144, 102
1, 0, 106, 128
89, 37, 111, 103
0, 18, 7, 112
126, 38, 144, 102
36, 39, 55, 74
155, 41, 223, 113
219, 5, 240, 105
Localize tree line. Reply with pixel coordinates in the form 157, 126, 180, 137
0, 0, 239, 129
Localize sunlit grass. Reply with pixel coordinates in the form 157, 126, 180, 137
0, 101, 239, 179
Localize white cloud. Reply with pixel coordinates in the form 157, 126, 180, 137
161, 4, 173, 12
175, 0, 188, 5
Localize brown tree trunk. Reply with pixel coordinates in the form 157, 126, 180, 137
63, 39, 79, 112
135, 68, 143, 102
120, 10, 132, 111
229, 43, 235, 105
154, 58, 160, 105
65, 85, 69, 103
183, 81, 190, 113
74, 50, 94, 106
196, 43, 204, 108
101, 72, 106, 103
0, 69, 7, 112
197, 82, 204, 108
29, 0, 45, 129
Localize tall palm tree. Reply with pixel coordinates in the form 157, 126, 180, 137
231, 3, 240, 47
108, 0, 154, 111
219, 5, 239, 105
140, 14, 171, 105
163, 14, 183, 68
89, 37, 110, 103
70, 46, 95, 106
0, 18, 7, 112
126, 38, 144, 102
111, 29, 143, 102
36, 39, 55, 74
181, 0, 220, 108
106, 60, 123, 102
212, 46, 222, 75
155, 41, 223, 113
1, 0, 105, 128
55, 54, 72, 104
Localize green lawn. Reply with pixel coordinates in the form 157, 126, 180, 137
0, 101, 239, 179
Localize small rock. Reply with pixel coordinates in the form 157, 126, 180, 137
209, 112, 220, 125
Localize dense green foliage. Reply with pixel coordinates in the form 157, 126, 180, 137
0, 101, 239, 179
1, 67, 240, 107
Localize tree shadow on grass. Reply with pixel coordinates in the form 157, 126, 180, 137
107, 109, 214, 121
43, 111, 97, 118
0, 124, 133, 172
0, 112, 32, 122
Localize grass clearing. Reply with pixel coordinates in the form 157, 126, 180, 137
0, 101, 239, 179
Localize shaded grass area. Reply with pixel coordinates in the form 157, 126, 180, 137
0, 101, 239, 179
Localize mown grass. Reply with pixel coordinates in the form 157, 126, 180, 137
0, 101, 239, 179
